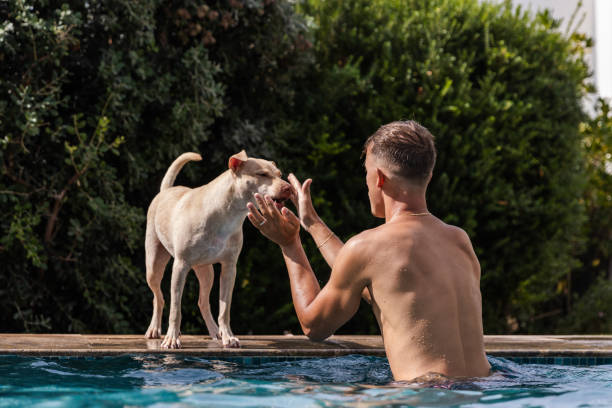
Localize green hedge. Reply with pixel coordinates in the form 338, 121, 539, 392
294, 0, 592, 333
1, 0, 606, 336
0, 0, 312, 334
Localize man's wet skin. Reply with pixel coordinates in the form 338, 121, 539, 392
358, 372, 483, 391
353, 214, 490, 380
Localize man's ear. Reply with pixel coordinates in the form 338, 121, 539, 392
376, 168, 386, 188
425, 171, 433, 185
229, 150, 248, 172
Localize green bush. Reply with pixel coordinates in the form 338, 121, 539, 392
0, 0, 312, 334
558, 99, 612, 333
295, 0, 592, 334
1, 0, 605, 337
0, 1, 147, 332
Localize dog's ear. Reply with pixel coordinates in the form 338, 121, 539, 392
229, 150, 248, 172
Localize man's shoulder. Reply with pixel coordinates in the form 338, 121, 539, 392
439, 222, 475, 251
341, 219, 473, 254
342, 229, 376, 252
437, 221, 480, 269
346, 221, 416, 247
337, 228, 383, 260
440, 222, 471, 242
340, 224, 403, 260
346, 222, 395, 243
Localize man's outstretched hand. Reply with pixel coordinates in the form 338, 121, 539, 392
247, 193, 301, 247
288, 173, 322, 231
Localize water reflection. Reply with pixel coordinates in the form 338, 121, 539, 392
0, 354, 610, 407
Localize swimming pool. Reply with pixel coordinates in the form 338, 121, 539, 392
1, 354, 611, 407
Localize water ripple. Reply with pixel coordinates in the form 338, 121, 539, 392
0, 354, 611, 407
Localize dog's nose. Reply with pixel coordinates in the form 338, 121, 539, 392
280, 183, 293, 196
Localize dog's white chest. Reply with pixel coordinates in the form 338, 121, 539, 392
184, 230, 240, 264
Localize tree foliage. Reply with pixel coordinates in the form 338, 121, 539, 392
559, 99, 612, 333
1, 0, 608, 336
0, 0, 312, 334
296, 0, 595, 333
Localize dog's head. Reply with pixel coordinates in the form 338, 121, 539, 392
228, 150, 293, 210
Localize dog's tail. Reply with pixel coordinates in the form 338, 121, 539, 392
160, 152, 202, 191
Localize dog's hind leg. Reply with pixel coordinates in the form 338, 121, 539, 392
218, 261, 240, 348
193, 264, 220, 341
144, 230, 170, 339
161, 258, 190, 349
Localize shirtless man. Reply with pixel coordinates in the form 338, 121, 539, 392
246, 120, 491, 381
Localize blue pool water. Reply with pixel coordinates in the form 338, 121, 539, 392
1, 354, 611, 407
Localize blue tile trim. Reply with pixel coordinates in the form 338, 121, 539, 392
213, 356, 311, 364
505, 356, 612, 365
2, 353, 610, 365
208, 355, 612, 366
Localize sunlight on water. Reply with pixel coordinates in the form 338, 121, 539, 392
0, 354, 611, 407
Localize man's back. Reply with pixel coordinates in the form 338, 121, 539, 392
359, 215, 490, 381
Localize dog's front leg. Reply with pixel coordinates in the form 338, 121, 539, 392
161, 259, 190, 349
218, 261, 240, 348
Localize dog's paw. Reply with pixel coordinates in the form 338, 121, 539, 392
161, 329, 181, 349
222, 335, 240, 348
204, 322, 220, 341
161, 336, 181, 349
219, 326, 240, 348
144, 326, 162, 339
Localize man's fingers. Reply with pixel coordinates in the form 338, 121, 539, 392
247, 211, 264, 228
281, 207, 300, 225
256, 193, 275, 217
289, 174, 311, 209
302, 178, 312, 195
246, 211, 260, 228
247, 202, 262, 218
265, 195, 281, 216
246, 202, 266, 226
289, 190, 299, 208
288, 173, 302, 191
254, 193, 270, 215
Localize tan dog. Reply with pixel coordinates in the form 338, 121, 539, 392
144, 151, 292, 348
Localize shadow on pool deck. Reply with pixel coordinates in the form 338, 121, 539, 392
0, 334, 611, 357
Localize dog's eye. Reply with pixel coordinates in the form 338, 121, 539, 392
256, 172, 271, 177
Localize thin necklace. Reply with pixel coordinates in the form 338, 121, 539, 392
391, 211, 431, 221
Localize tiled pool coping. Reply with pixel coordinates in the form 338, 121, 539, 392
199, 355, 612, 366
507, 356, 612, 365
1, 334, 611, 363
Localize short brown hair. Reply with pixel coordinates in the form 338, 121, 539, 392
364, 120, 436, 183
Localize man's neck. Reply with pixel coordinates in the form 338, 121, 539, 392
383, 193, 429, 223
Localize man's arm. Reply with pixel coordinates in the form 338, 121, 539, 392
287, 174, 343, 267
288, 174, 372, 303
246, 193, 368, 340
280, 236, 368, 341
307, 221, 343, 266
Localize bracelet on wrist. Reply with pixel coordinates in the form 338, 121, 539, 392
316, 231, 334, 249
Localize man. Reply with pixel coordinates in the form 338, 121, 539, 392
246, 120, 491, 381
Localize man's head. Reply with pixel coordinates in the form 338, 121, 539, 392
363, 120, 437, 217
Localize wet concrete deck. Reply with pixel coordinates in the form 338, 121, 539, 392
1, 334, 611, 357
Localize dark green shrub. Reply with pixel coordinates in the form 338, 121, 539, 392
1, 0, 604, 337
294, 0, 591, 334
0, 0, 312, 334
0, 1, 148, 332
558, 99, 612, 333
